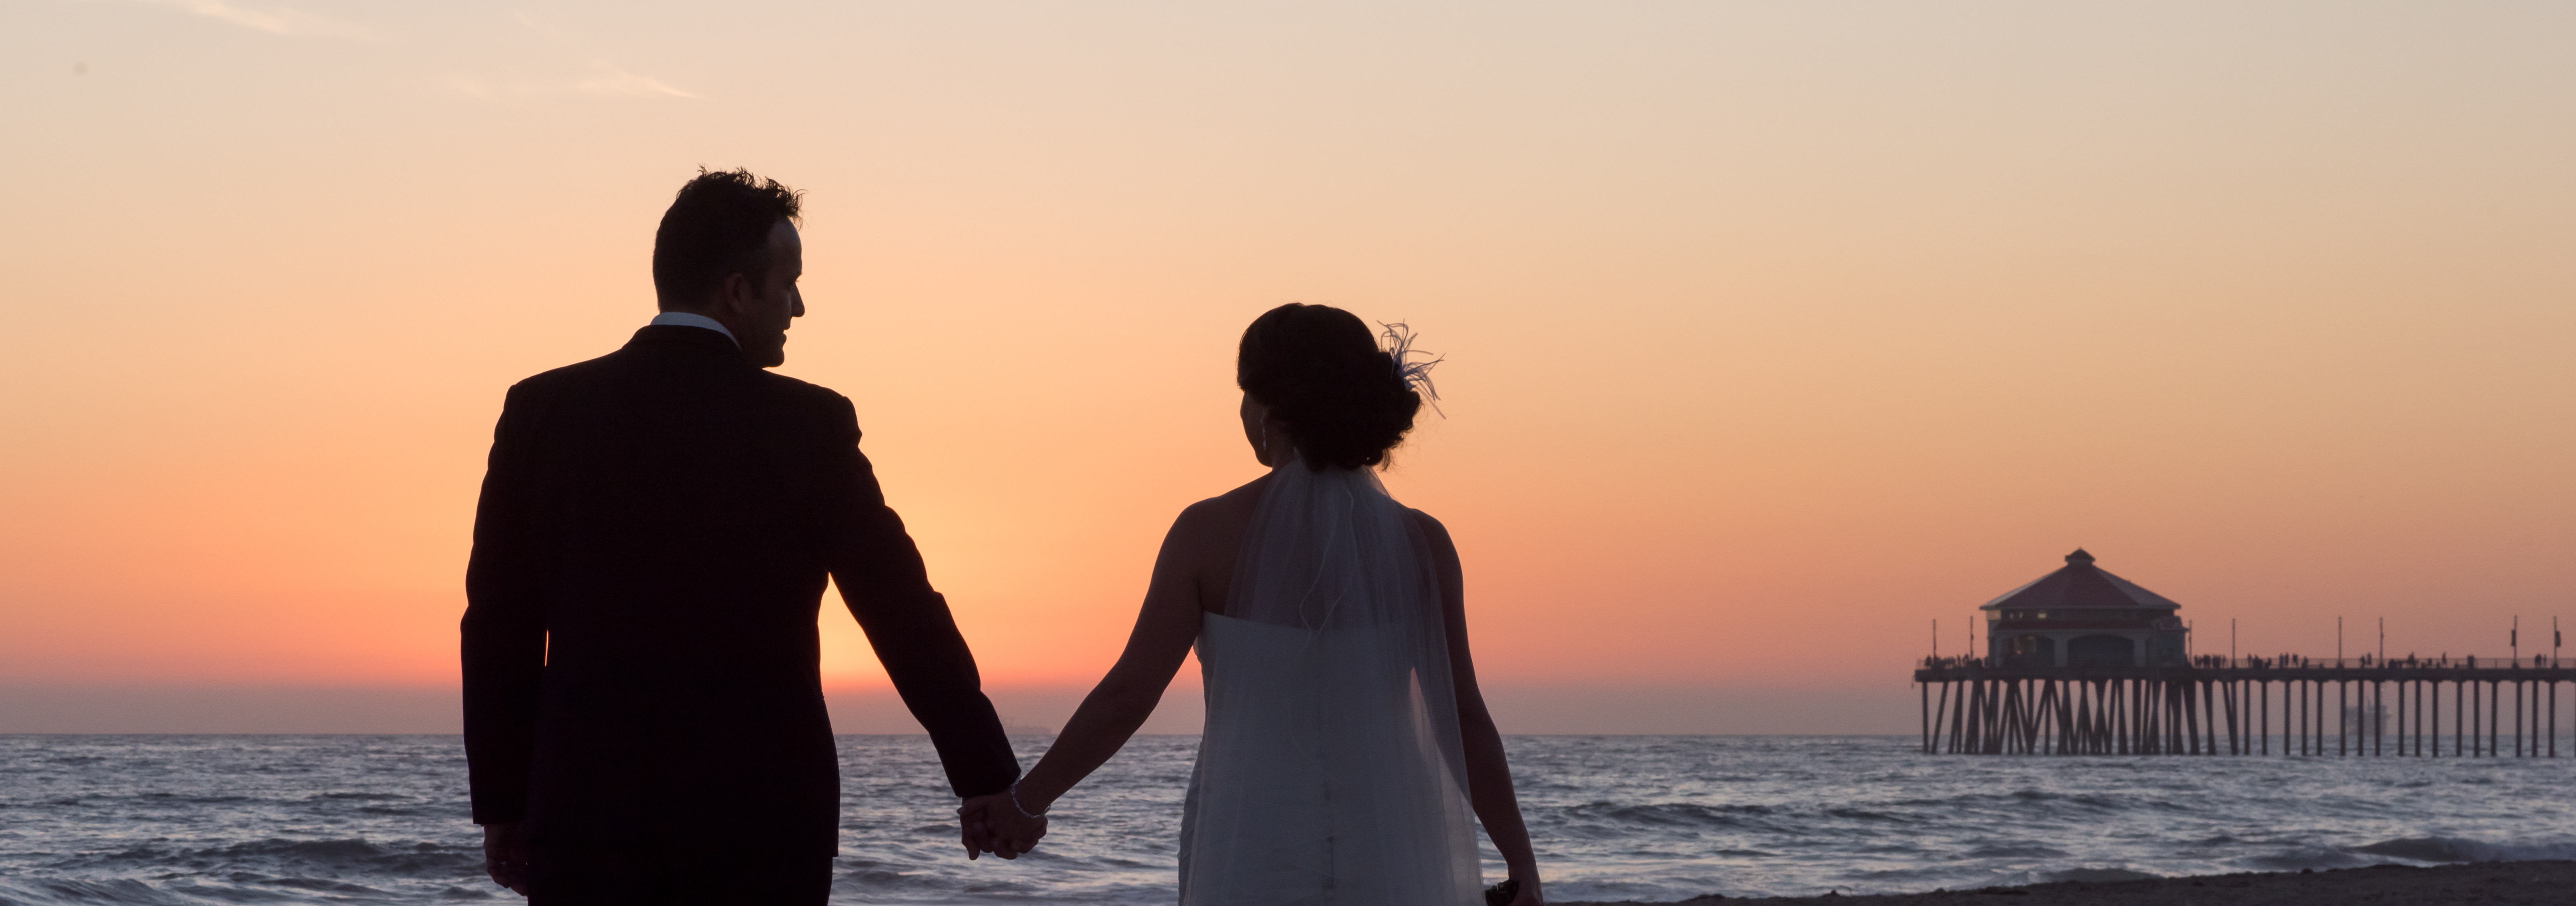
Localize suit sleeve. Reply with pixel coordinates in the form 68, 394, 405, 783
461, 382, 548, 825
818, 395, 1022, 799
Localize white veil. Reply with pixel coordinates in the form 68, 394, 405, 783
1178, 457, 1483, 905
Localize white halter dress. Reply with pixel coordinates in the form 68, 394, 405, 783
1175, 462, 1483, 906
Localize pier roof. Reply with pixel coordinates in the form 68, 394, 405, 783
1979, 549, 2180, 612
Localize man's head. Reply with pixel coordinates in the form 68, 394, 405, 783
651, 168, 805, 367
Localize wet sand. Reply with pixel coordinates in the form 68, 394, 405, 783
1557, 860, 2576, 906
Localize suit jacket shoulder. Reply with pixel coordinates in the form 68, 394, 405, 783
749, 369, 861, 429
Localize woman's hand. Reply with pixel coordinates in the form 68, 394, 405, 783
1506, 875, 1543, 906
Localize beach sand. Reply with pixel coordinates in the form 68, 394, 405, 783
1557, 860, 2576, 906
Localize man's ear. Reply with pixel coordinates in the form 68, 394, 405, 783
715, 272, 755, 318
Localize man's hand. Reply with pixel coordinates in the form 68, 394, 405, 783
481, 822, 530, 896
956, 792, 1047, 860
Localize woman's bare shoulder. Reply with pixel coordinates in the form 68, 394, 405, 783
1166, 474, 1272, 613
1182, 474, 1266, 518
1168, 474, 1271, 550
1405, 506, 1455, 548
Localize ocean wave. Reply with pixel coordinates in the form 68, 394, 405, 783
2004, 790, 2128, 811
1963, 844, 2070, 859
2350, 836, 2576, 864
2042, 867, 2161, 883
53, 838, 481, 880
0, 875, 489, 906
1821, 807, 1920, 824
258, 876, 387, 894
1889, 790, 2132, 813
0, 878, 200, 906
1554, 802, 1781, 832
2243, 849, 2377, 872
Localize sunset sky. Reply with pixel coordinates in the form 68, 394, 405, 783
3, 1, 2570, 733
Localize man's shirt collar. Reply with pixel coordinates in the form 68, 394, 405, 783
648, 310, 739, 347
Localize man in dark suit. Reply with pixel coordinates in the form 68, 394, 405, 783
463, 168, 1045, 905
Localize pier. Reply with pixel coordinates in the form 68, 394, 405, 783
1914, 656, 2576, 756
1911, 549, 2571, 756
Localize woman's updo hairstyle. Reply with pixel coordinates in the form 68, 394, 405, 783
1237, 303, 1423, 472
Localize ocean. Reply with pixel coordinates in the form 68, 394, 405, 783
3, 734, 2572, 904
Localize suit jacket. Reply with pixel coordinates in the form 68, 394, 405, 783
462, 325, 1019, 856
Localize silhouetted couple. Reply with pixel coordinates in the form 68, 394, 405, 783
462, 169, 1543, 906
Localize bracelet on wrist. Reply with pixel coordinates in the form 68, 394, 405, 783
1006, 782, 1048, 818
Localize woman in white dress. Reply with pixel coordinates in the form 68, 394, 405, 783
984, 304, 1543, 906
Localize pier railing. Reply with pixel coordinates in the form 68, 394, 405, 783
1912, 658, 2575, 758
1920, 654, 2571, 671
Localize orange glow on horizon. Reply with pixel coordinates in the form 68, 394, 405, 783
3, 2, 2572, 732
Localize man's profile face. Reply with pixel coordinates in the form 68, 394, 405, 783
734, 220, 804, 368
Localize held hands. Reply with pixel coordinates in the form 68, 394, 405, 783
956, 789, 1048, 860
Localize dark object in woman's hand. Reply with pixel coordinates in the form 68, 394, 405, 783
1485, 878, 1521, 906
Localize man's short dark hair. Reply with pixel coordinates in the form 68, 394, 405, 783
651, 167, 803, 310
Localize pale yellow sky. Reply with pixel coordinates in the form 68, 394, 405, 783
2, 1, 2570, 732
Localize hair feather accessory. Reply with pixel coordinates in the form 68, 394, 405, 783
1378, 321, 1444, 417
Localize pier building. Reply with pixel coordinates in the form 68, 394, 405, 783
1984, 549, 2186, 669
